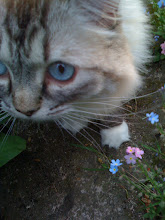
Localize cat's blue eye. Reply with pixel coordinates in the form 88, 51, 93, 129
48, 62, 75, 82
0, 61, 7, 75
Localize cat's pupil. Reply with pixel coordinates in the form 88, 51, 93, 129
58, 64, 65, 74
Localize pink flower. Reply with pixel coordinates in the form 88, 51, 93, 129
124, 154, 137, 165
126, 146, 135, 154
161, 42, 165, 55
134, 148, 144, 159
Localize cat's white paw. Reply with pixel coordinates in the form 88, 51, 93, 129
100, 121, 130, 149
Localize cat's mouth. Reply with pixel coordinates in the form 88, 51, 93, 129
1, 99, 70, 121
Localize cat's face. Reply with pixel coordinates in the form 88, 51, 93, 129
0, 0, 141, 124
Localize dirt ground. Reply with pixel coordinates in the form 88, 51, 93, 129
0, 61, 165, 220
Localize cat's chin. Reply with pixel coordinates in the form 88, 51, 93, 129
60, 118, 88, 134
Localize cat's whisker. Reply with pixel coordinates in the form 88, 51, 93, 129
71, 90, 160, 103
61, 116, 109, 161
61, 116, 100, 148
62, 116, 110, 163
0, 115, 12, 133
54, 120, 66, 142
72, 100, 129, 105
73, 98, 149, 117
57, 119, 86, 149
72, 99, 133, 115
65, 114, 101, 135
70, 109, 136, 118
0, 118, 16, 149
73, 102, 163, 119
0, 112, 7, 116
69, 112, 145, 127
70, 110, 118, 121
67, 113, 113, 129
74, 103, 132, 114
0, 113, 10, 122
73, 108, 137, 119
71, 107, 157, 119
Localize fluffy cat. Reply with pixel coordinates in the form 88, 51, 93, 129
0, 0, 150, 148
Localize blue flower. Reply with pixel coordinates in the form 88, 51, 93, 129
146, 112, 159, 124
154, 36, 159, 41
158, 0, 165, 8
144, 8, 150, 14
109, 165, 118, 174
111, 159, 122, 167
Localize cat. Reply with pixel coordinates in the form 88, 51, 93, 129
0, 0, 150, 148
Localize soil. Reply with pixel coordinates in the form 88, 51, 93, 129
0, 61, 165, 220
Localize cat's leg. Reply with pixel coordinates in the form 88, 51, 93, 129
100, 118, 130, 149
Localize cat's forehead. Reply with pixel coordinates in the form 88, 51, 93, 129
0, 0, 67, 64
0, 0, 50, 27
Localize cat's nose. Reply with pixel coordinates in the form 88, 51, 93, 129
12, 88, 41, 116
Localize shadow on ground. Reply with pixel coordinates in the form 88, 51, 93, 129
0, 62, 165, 220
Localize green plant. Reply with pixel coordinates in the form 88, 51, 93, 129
147, 0, 165, 61
0, 114, 26, 167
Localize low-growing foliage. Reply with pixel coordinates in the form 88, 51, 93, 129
0, 115, 26, 167
147, 0, 165, 61
0, 133, 26, 167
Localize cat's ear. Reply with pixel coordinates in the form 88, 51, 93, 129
79, 0, 119, 28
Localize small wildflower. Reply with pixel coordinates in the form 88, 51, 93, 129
124, 154, 137, 165
146, 112, 159, 124
126, 146, 135, 154
134, 147, 144, 159
160, 84, 165, 91
111, 159, 122, 167
143, 9, 149, 14
157, 0, 165, 8
163, 177, 165, 182
161, 42, 165, 55
109, 165, 118, 174
154, 35, 159, 41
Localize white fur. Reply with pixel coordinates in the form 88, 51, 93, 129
81, 0, 151, 70
100, 121, 130, 149
61, 118, 88, 134
119, 0, 151, 70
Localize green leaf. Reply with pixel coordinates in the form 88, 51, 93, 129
143, 212, 156, 219
83, 168, 107, 171
0, 133, 26, 167
153, 31, 165, 37
101, 163, 109, 169
160, 54, 165, 60
154, 12, 160, 17
72, 144, 98, 153
153, 54, 161, 62
141, 144, 158, 153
